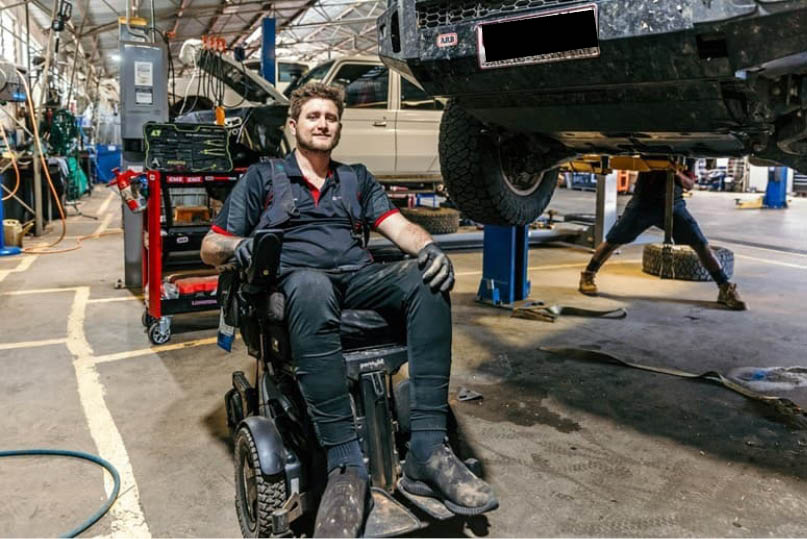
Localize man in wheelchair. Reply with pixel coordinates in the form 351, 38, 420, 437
201, 83, 497, 536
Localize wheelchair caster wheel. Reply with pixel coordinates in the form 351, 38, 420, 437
148, 319, 171, 345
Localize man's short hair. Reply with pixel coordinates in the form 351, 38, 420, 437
289, 83, 345, 121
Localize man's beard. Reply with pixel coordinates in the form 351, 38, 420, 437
296, 129, 341, 154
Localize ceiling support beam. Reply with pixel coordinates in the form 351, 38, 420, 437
170, 0, 193, 36
230, 0, 318, 49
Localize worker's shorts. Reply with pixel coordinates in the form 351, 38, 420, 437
605, 197, 708, 247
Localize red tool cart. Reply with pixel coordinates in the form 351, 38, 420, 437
141, 168, 245, 344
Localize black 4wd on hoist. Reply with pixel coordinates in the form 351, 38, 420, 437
377, 0, 807, 225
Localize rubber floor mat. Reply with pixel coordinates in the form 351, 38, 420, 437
540, 346, 807, 429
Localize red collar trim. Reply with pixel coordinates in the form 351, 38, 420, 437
301, 171, 332, 206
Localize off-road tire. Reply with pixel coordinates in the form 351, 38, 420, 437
642, 243, 734, 281
234, 426, 288, 538
439, 99, 557, 225
399, 207, 460, 235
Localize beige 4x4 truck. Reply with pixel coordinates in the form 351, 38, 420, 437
175, 48, 458, 233
283, 56, 458, 233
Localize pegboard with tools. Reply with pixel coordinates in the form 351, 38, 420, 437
144, 122, 232, 173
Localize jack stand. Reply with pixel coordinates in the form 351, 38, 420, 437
476, 225, 530, 307
735, 167, 790, 209
660, 163, 679, 279
763, 167, 789, 209
594, 172, 617, 247
570, 172, 618, 250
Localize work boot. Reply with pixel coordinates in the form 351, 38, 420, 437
718, 282, 748, 311
400, 440, 498, 516
579, 271, 598, 296
313, 465, 372, 538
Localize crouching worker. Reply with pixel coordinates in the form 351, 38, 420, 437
201, 83, 498, 537
579, 165, 747, 310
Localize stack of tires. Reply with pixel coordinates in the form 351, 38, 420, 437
399, 206, 460, 235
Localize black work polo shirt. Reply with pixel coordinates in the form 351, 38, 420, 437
212, 152, 399, 272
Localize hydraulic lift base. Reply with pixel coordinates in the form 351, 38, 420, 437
476, 225, 531, 307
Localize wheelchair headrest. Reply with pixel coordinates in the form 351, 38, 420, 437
245, 229, 283, 285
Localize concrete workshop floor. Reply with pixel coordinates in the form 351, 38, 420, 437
2, 187, 807, 537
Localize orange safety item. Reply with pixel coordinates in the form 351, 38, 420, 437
615, 170, 632, 194
215, 106, 225, 125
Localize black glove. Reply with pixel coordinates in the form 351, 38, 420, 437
417, 243, 454, 292
234, 237, 254, 270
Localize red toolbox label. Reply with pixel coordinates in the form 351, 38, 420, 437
166, 175, 203, 184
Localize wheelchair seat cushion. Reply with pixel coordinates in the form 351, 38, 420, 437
340, 309, 405, 350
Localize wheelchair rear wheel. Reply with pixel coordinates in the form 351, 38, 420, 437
234, 426, 287, 537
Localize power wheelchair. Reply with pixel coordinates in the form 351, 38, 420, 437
222, 230, 477, 537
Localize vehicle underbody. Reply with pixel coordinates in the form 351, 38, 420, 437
377, 0, 807, 223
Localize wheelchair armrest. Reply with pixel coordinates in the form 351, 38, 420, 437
245, 229, 284, 286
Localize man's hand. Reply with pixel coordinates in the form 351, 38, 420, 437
376, 212, 453, 291
417, 243, 454, 293
234, 237, 254, 270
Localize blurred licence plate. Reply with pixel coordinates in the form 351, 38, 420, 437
478, 4, 599, 69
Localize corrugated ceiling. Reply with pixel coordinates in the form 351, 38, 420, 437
27, 0, 385, 78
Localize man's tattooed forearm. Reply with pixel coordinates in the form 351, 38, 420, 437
212, 235, 239, 257
201, 232, 243, 266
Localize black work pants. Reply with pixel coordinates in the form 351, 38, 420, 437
279, 260, 452, 447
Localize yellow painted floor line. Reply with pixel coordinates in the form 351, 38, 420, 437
719, 239, 807, 259
96, 190, 115, 216
736, 254, 807, 270
58, 214, 116, 243
455, 259, 642, 278
91, 212, 114, 238
67, 287, 151, 537
0, 338, 67, 351
0, 286, 79, 296
0, 254, 38, 284
88, 295, 144, 304
13, 254, 37, 272
93, 337, 219, 365
456, 262, 585, 277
